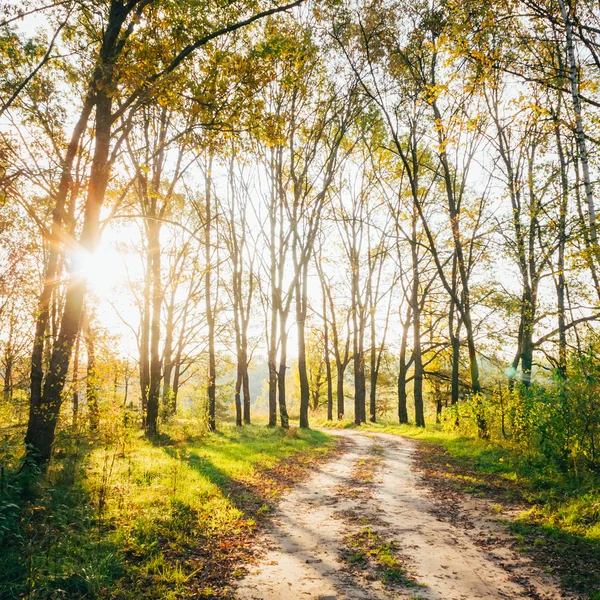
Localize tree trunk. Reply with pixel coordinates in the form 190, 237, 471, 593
242, 360, 251, 425
172, 358, 182, 413
559, 0, 599, 267
28, 99, 94, 437
146, 219, 162, 435
82, 309, 99, 431
554, 114, 569, 378
205, 154, 216, 433
398, 305, 411, 424
25, 92, 113, 463
411, 212, 425, 428
450, 333, 460, 405
72, 329, 80, 426
352, 245, 366, 425
268, 159, 278, 427
449, 254, 461, 406
369, 305, 377, 423
297, 264, 310, 429
353, 325, 366, 425
323, 309, 333, 422
235, 357, 243, 427
162, 300, 175, 415
139, 249, 151, 428
268, 351, 277, 427
277, 323, 290, 429
3, 317, 13, 404
334, 361, 345, 420
520, 286, 537, 387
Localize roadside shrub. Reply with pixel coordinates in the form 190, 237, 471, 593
442, 348, 600, 478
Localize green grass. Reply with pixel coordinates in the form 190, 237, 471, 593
343, 527, 421, 588
0, 423, 335, 599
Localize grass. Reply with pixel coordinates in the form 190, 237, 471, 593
0, 422, 335, 599
318, 417, 600, 597
342, 527, 421, 589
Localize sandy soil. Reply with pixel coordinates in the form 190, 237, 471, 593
234, 430, 569, 600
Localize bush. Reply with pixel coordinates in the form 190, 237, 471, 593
442, 349, 600, 477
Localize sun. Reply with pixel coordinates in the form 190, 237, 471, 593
71, 240, 125, 295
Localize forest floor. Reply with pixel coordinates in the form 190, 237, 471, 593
3, 423, 598, 599
234, 429, 575, 600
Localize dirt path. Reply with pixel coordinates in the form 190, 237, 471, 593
234, 430, 568, 600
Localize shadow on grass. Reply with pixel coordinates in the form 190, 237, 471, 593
161, 425, 338, 519
509, 519, 600, 598
162, 445, 278, 517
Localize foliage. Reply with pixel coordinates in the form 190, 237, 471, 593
441, 348, 600, 475
0, 424, 334, 599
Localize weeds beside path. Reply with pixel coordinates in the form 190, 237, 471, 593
0, 424, 338, 599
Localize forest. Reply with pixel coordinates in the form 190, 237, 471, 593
1, 0, 599, 598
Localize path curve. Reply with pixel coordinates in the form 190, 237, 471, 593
234, 429, 567, 600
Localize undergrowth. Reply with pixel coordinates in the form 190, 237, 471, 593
0, 422, 334, 599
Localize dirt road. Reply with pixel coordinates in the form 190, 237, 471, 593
235, 429, 568, 600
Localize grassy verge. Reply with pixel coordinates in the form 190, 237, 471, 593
318, 418, 600, 598
0, 423, 336, 599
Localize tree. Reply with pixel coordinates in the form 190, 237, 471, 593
23, 0, 305, 462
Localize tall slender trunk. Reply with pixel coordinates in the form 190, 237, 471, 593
449, 254, 461, 406
325, 354, 333, 421
162, 300, 175, 414
268, 152, 278, 427
28, 99, 94, 428
520, 286, 537, 387
233, 294, 243, 426
398, 304, 411, 424
450, 333, 460, 405
140, 249, 151, 426
323, 293, 333, 421
4, 317, 14, 404
369, 305, 377, 423
172, 350, 183, 412
411, 211, 425, 427
82, 310, 99, 431
353, 313, 366, 425
235, 355, 243, 427
267, 347, 277, 426
434, 380, 443, 423
277, 319, 290, 429
558, 0, 598, 265
242, 364, 251, 425
205, 154, 216, 432
146, 219, 162, 435
351, 232, 365, 425
412, 297, 424, 427
336, 362, 346, 420
297, 262, 310, 428
72, 329, 80, 426
554, 114, 569, 377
